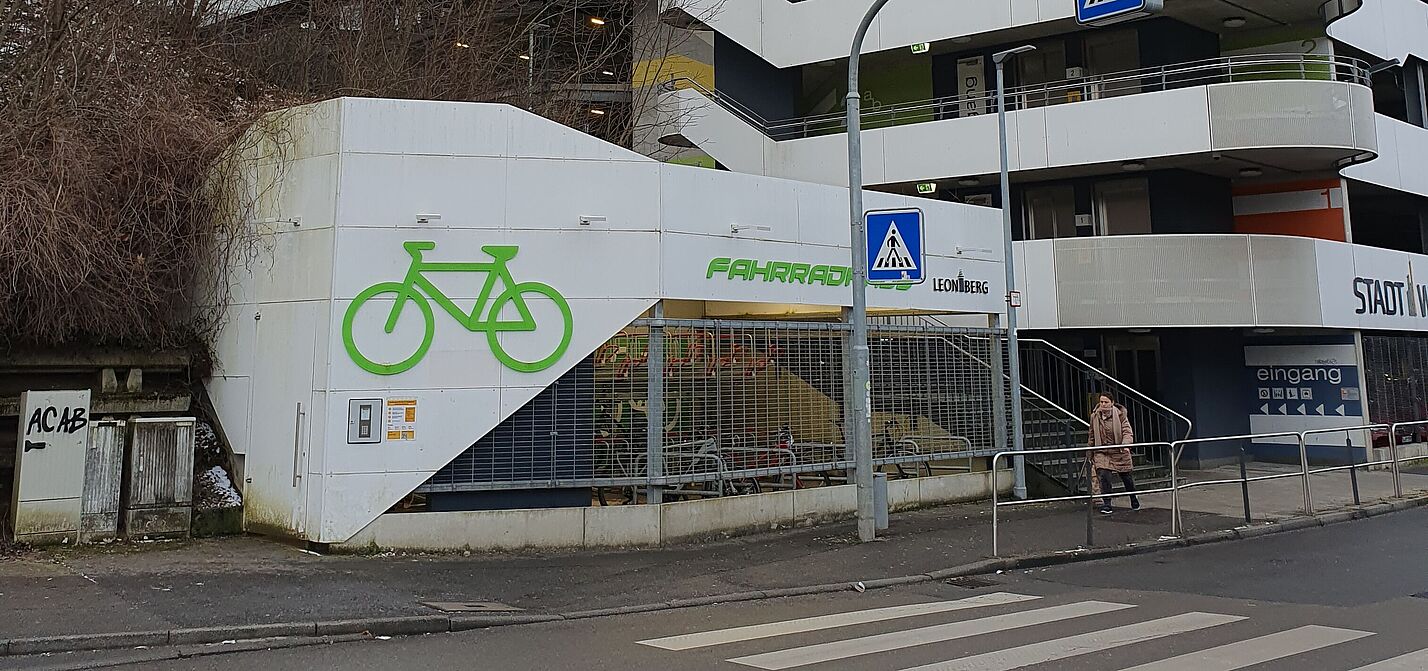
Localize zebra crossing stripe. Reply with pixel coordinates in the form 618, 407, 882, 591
638, 592, 1040, 651
1115, 625, 1373, 671
1349, 648, 1428, 670
728, 600, 1135, 670
896, 612, 1245, 671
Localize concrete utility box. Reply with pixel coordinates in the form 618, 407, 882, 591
81, 419, 126, 542
123, 417, 195, 537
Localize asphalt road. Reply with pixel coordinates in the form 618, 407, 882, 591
12, 507, 1428, 671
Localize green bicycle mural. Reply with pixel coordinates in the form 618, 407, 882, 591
342, 241, 574, 376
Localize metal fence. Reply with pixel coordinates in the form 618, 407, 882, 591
990, 421, 1428, 555
421, 318, 1014, 502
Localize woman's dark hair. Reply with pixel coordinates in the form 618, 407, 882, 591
1096, 391, 1117, 404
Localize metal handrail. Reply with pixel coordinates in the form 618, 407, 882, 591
1020, 337, 1192, 440
993, 421, 1428, 556
665, 53, 1372, 141
992, 441, 1174, 556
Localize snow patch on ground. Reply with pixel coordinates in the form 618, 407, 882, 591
195, 466, 242, 510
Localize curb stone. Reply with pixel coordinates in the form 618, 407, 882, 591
8, 493, 1428, 659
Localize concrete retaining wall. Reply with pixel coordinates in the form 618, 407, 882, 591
340, 470, 1012, 552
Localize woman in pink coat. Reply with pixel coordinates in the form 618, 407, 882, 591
1089, 392, 1139, 514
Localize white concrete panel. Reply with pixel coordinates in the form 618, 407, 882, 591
1014, 108, 1048, 172
1015, 240, 1058, 329
263, 154, 339, 230
241, 300, 320, 535
1344, 116, 1428, 198
318, 470, 449, 542
205, 377, 252, 455
337, 154, 508, 230
1327, 0, 1428, 64
1047, 88, 1211, 166
878, 112, 1005, 182
323, 388, 500, 476
254, 228, 335, 304
340, 99, 512, 157
794, 180, 851, 247
506, 158, 660, 232
505, 108, 650, 162
658, 165, 802, 242
664, 89, 772, 175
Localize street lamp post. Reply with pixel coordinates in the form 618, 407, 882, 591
845, 0, 894, 542
994, 45, 1035, 500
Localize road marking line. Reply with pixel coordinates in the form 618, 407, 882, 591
637, 593, 1040, 651
727, 600, 1135, 670
1115, 625, 1373, 671
1349, 648, 1428, 670
896, 612, 1246, 671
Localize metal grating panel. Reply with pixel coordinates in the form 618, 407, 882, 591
1248, 235, 1323, 326
127, 418, 196, 507
1209, 81, 1356, 150
1054, 237, 1255, 327
82, 420, 125, 530
422, 318, 1011, 495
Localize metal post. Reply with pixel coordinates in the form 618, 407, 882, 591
646, 303, 665, 504
991, 454, 1000, 556
995, 46, 1035, 501
846, 0, 894, 543
1238, 446, 1251, 525
1390, 426, 1403, 498
1170, 444, 1181, 537
1347, 435, 1361, 506
1299, 434, 1313, 515
1085, 461, 1095, 547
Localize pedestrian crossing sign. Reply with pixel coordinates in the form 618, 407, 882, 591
866, 208, 925, 285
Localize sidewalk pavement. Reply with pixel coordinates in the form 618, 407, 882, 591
2, 464, 1424, 648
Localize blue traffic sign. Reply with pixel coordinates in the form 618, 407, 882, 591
1075, 0, 1163, 26
866, 208, 925, 285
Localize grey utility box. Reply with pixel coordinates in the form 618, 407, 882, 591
81, 419, 126, 543
123, 417, 196, 538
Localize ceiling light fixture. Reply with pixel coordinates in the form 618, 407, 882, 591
589, 16, 606, 26
590, 108, 606, 115
1223, 16, 1247, 28
519, 54, 530, 60
601, 70, 615, 76
454, 41, 470, 48
1121, 161, 1146, 172
1239, 167, 1264, 178
957, 177, 980, 187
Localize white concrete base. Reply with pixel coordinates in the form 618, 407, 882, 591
339, 470, 1012, 552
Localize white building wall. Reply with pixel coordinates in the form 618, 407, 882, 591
211, 97, 1006, 544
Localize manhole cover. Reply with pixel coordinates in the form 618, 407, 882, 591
944, 576, 1000, 589
421, 601, 525, 613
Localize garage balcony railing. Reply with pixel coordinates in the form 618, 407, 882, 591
663, 53, 1372, 142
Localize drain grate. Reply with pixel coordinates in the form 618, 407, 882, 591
421, 601, 525, 613
944, 576, 1001, 589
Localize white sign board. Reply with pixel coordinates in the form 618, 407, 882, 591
12, 390, 91, 542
